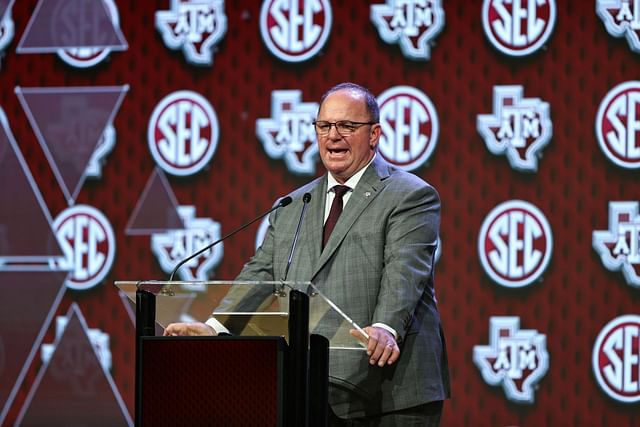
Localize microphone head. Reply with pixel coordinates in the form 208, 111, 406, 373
279, 196, 293, 207
303, 193, 312, 203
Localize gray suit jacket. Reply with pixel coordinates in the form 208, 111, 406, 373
235, 156, 450, 418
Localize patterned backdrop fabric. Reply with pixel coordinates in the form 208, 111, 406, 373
0, 0, 638, 426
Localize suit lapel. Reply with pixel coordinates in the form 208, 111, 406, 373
304, 178, 327, 274
311, 156, 392, 279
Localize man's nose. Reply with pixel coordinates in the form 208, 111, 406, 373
327, 124, 341, 138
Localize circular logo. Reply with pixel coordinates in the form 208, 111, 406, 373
148, 90, 219, 176
478, 200, 553, 288
55, 0, 120, 68
482, 0, 556, 57
377, 86, 439, 171
51, 205, 116, 291
260, 0, 332, 62
592, 315, 640, 403
595, 81, 640, 169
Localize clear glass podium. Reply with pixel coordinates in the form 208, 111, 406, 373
115, 280, 368, 350
114, 280, 367, 427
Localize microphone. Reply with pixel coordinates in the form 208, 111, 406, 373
168, 196, 293, 281
282, 193, 312, 281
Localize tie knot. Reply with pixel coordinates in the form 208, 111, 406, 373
332, 185, 350, 199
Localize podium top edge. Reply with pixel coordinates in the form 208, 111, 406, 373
114, 280, 313, 286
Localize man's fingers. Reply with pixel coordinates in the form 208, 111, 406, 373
163, 322, 215, 336
387, 345, 401, 365
376, 342, 395, 366
369, 335, 385, 362
349, 328, 368, 345
366, 329, 379, 356
350, 326, 401, 366
163, 324, 179, 336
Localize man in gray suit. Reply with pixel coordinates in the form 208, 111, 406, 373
166, 82, 450, 426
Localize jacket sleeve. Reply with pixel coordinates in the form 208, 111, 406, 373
372, 182, 441, 342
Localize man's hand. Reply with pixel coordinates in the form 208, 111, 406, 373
163, 322, 217, 336
350, 326, 400, 367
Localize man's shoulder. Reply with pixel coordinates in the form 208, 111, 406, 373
373, 156, 434, 189
386, 165, 437, 196
283, 175, 325, 202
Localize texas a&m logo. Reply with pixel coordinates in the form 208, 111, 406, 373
377, 85, 439, 171
477, 85, 552, 172
593, 201, 640, 288
597, 0, 640, 53
478, 200, 553, 288
595, 81, 640, 169
151, 206, 223, 281
474, 317, 549, 403
260, 0, 332, 62
148, 90, 219, 176
156, 0, 227, 66
256, 90, 319, 175
48, 205, 116, 291
592, 315, 640, 403
370, 0, 445, 61
41, 311, 112, 373
482, 0, 556, 56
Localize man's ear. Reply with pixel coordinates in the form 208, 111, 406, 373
369, 123, 381, 148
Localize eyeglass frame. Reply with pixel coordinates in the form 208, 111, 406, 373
312, 120, 378, 136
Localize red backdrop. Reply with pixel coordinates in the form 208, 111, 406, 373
0, 1, 638, 426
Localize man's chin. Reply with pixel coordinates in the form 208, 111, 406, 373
323, 158, 348, 171
325, 164, 349, 177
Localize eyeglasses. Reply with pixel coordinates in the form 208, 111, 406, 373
312, 120, 377, 136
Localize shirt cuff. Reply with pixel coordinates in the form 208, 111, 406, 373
205, 317, 230, 335
371, 322, 398, 340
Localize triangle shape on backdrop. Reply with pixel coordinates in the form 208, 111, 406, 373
16, 303, 133, 426
125, 168, 184, 235
15, 85, 129, 205
0, 271, 66, 424
16, 0, 128, 52
0, 107, 63, 263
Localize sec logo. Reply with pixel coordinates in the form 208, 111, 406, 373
377, 85, 439, 171
478, 200, 553, 288
595, 81, 640, 169
260, 0, 332, 62
56, 0, 122, 68
49, 205, 116, 291
482, 0, 556, 56
148, 90, 219, 176
592, 315, 640, 403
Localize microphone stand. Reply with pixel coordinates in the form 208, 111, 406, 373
168, 196, 292, 281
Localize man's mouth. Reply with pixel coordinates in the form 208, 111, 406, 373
328, 148, 348, 155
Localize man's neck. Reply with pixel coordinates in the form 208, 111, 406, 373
328, 153, 376, 187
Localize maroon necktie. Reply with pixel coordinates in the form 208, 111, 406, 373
323, 185, 350, 248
